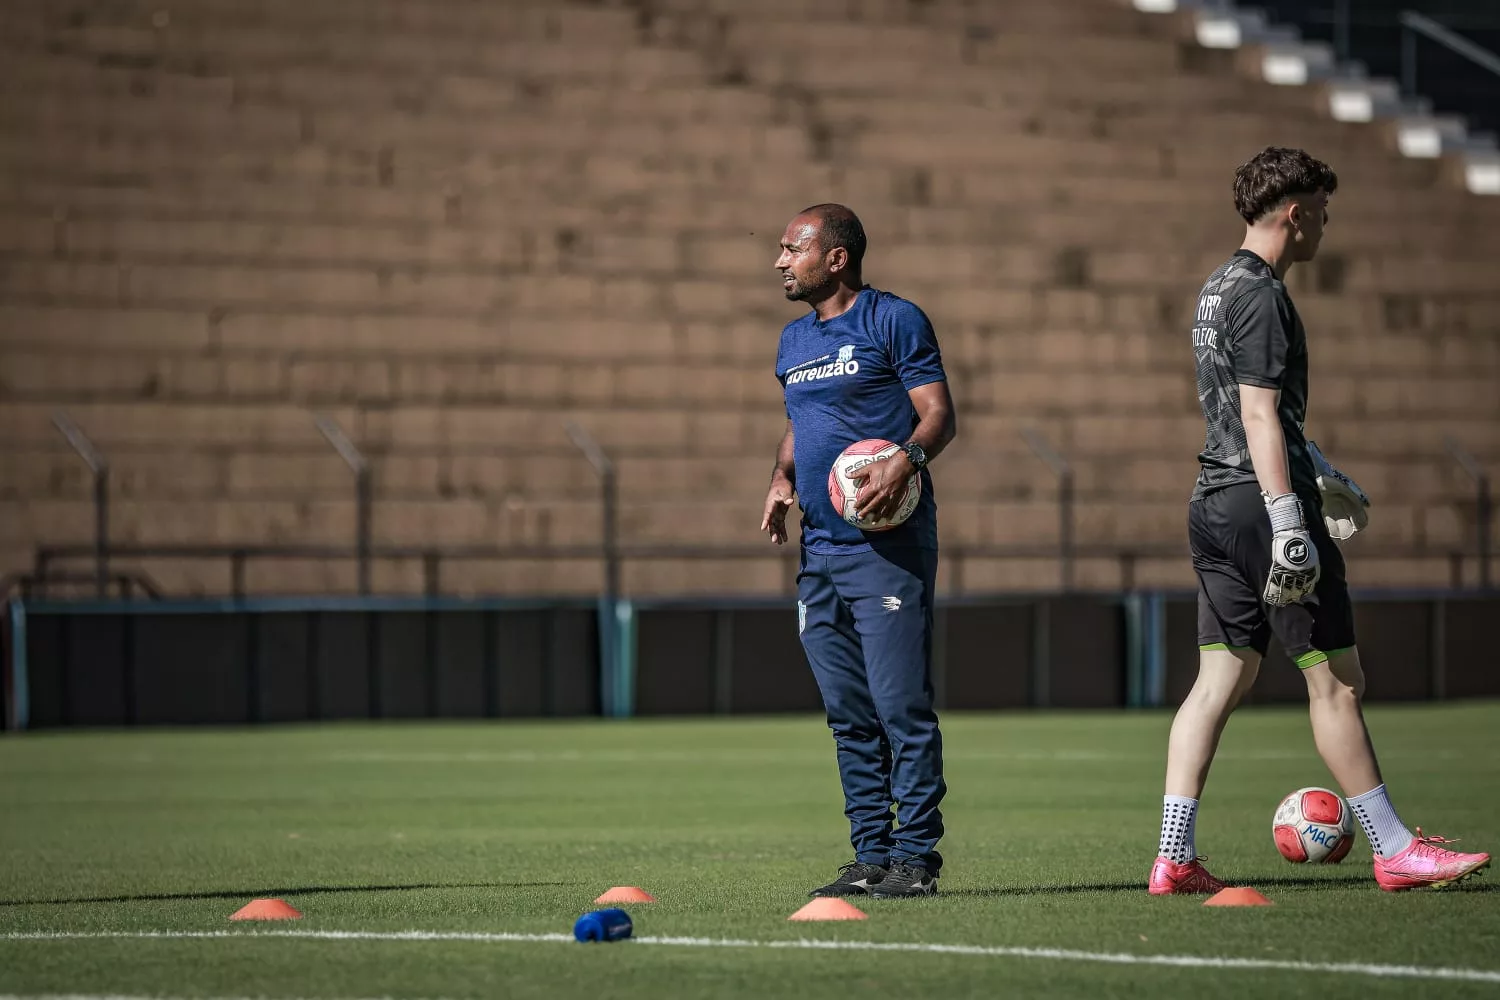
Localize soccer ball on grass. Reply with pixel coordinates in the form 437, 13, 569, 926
1272, 786, 1355, 863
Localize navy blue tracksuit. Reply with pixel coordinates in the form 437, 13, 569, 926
776, 287, 948, 873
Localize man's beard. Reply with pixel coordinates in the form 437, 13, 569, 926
783, 273, 826, 302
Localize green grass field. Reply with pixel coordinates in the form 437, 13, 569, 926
2, 704, 1498, 999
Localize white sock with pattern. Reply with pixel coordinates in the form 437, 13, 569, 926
1158, 795, 1199, 863
1348, 784, 1414, 858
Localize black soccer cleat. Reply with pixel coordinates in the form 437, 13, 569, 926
810, 861, 888, 897
869, 862, 938, 898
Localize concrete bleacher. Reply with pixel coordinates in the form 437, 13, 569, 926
1, 0, 1498, 597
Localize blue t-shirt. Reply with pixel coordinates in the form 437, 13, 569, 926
775, 286, 946, 554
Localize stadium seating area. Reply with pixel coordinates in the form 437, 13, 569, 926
2, 0, 1498, 596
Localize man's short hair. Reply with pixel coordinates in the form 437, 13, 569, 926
1233, 147, 1338, 224
800, 203, 867, 269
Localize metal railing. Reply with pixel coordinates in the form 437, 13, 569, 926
10, 413, 1495, 602
21, 539, 1493, 602
1399, 10, 1500, 99
0, 569, 160, 601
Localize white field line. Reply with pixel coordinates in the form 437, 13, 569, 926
0, 996, 464, 1000
0, 996, 435, 1000
4, 929, 1499, 985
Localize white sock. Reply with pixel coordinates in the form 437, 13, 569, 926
1348, 784, 1414, 858
1158, 795, 1199, 863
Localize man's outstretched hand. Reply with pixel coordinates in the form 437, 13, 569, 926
761, 477, 796, 545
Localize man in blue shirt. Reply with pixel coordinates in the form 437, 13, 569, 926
761, 204, 957, 898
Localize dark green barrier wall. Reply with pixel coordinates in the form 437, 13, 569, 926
6, 595, 1498, 729
16, 604, 599, 728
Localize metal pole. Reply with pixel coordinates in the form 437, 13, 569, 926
52, 413, 110, 598
1334, 0, 1350, 62
565, 421, 622, 716
1020, 427, 1075, 593
357, 465, 372, 596
602, 465, 619, 608
1402, 23, 1417, 98
93, 464, 109, 598
314, 414, 371, 596
34, 550, 50, 601
1479, 476, 1493, 591
1059, 466, 1075, 592
565, 421, 619, 607
1444, 436, 1491, 591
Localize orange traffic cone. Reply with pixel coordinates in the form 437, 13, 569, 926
594, 886, 656, 904
229, 898, 303, 920
787, 898, 867, 921
1204, 887, 1273, 907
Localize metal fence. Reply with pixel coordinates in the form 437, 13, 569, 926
6, 411, 1494, 603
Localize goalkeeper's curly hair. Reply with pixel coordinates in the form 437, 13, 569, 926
1233, 147, 1338, 225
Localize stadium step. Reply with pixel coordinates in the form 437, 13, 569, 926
2, 0, 1496, 595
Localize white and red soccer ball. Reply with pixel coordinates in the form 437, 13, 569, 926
1272, 787, 1355, 863
827, 439, 921, 532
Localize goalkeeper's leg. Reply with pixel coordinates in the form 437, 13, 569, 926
1301, 649, 1413, 860
1303, 648, 1382, 799
1150, 646, 1258, 894
1165, 646, 1260, 800
1273, 540, 1408, 853
1154, 493, 1267, 895
1281, 553, 1490, 886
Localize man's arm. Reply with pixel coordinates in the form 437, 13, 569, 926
771, 419, 795, 483
904, 381, 957, 462
1240, 385, 1290, 498
1241, 384, 1319, 605
761, 420, 796, 545
853, 381, 956, 521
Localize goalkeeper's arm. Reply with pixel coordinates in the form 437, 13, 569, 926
1241, 386, 1291, 498
1242, 385, 1320, 605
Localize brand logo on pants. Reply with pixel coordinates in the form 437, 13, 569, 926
882, 596, 902, 613
797, 600, 807, 634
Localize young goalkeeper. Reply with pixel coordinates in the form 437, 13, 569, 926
1150, 147, 1490, 894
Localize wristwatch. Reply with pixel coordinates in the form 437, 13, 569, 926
902, 441, 928, 472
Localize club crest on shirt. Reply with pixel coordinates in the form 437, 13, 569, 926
838, 344, 854, 364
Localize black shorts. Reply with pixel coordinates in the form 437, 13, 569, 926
1189, 482, 1356, 667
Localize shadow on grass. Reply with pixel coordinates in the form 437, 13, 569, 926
0, 882, 580, 907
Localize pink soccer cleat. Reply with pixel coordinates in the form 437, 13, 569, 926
1149, 856, 1227, 895
1373, 829, 1490, 891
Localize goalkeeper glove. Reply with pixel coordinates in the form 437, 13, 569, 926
1306, 440, 1370, 541
1263, 492, 1320, 607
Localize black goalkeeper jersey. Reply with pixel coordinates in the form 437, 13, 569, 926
1190, 249, 1318, 502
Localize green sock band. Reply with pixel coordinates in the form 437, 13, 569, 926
1294, 649, 1329, 670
